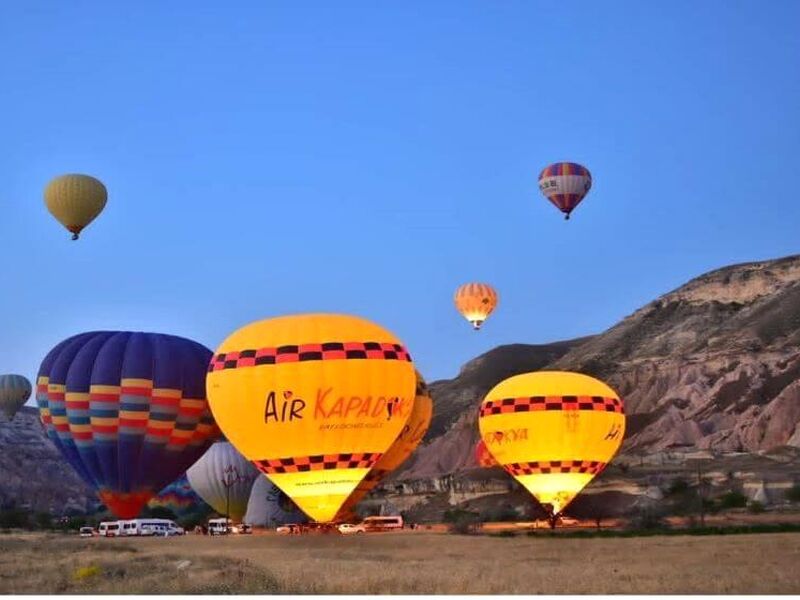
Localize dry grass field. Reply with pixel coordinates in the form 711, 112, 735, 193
1, 530, 799, 594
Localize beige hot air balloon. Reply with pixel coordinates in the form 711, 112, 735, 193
44, 174, 107, 240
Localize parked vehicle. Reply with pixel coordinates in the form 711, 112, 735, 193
362, 515, 403, 531
236, 523, 253, 534
338, 523, 366, 535
98, 521, 122, 537
119, 519, 184, 537
276, 523, 302, 535
208, 517, 233, 535
79, 526, 96, 538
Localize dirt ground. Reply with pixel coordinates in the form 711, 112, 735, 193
1, 529, 798, 594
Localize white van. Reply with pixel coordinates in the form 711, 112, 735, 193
120, 519, 184, 537
362, 515, 404, 531
208, 518, 233, 535
98, 521, 122, 537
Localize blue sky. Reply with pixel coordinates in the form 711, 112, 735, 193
1, 1, 799, 395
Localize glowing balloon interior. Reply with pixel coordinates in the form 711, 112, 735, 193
336, 371, 432, 519
478, 371, 625, 515
454, 283, 498, 330
207, 314, 416, 523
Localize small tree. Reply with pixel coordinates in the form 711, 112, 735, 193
747, 501, 765, 514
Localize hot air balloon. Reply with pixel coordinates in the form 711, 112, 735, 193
206, 313, 416, 523
477, 371, 624, 520
454, 283, 498, 330
0, 374, 32, 420
244, 476, 307, 527
148, 473, 208, 517
475, 439, 498, 468
336, 371, 432, 520
538, 162, 592, 220
44, 174, 107, 240
186, 441, 259, 522
36, 331, 220, 519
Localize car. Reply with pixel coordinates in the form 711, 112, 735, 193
338, 523, 366, 535
79, 526, 96, 538
276, 523, 302, 535
237, 524, 252, 534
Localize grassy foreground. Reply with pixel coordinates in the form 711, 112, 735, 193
1, 530, 799, 594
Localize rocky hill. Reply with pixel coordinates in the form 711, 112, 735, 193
0, 407, 96, 514
399, 254, 800, 482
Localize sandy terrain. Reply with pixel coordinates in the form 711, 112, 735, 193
1, 529, 798, 594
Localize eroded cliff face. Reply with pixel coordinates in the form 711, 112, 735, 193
399, 254, 800, 484
0, 407, 96, 513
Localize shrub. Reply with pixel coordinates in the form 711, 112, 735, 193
785, 485, 800, 503
666, 478, 689, 496
718, 491, 747, 509
747, 501, 765, 514
480, 507, 519, 522
444, 509, 482, 535
0, 509, 29, 529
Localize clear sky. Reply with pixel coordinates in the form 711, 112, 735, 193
1, 1, 798, 396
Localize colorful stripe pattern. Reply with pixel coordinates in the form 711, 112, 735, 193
538, 162, 591, 178
253, 452, 382, 474
537, 162, 592, 217
479, 396, 623, 418
504, 460, 606, 476
36, 331, 219, 519
209, 342, 411, 371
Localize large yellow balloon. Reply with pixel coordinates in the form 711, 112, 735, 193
454, 282, 498, 330
478, 371, 625, 515
44, 174, 107, 240
336, 371, 432, 519
206, 314, 416, 522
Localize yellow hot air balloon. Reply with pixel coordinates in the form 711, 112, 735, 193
478, 371, 625, 517
206, 314, 416, 523
336, 371, 433, 520
44, 174, 107, 240
454, 282, 498, 330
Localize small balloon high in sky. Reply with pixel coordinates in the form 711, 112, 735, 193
43, 174, 107, 240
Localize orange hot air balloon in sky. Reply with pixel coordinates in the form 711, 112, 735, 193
336, 371, 432, 519
206, 314, 416, 523
454, 283, 498, 330
478, 371, 625, 517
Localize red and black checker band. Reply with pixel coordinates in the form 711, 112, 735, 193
479, 396, 623, 418
503, 460, 606, 476
253, 452, 383, 474
209, 342, 412, 372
